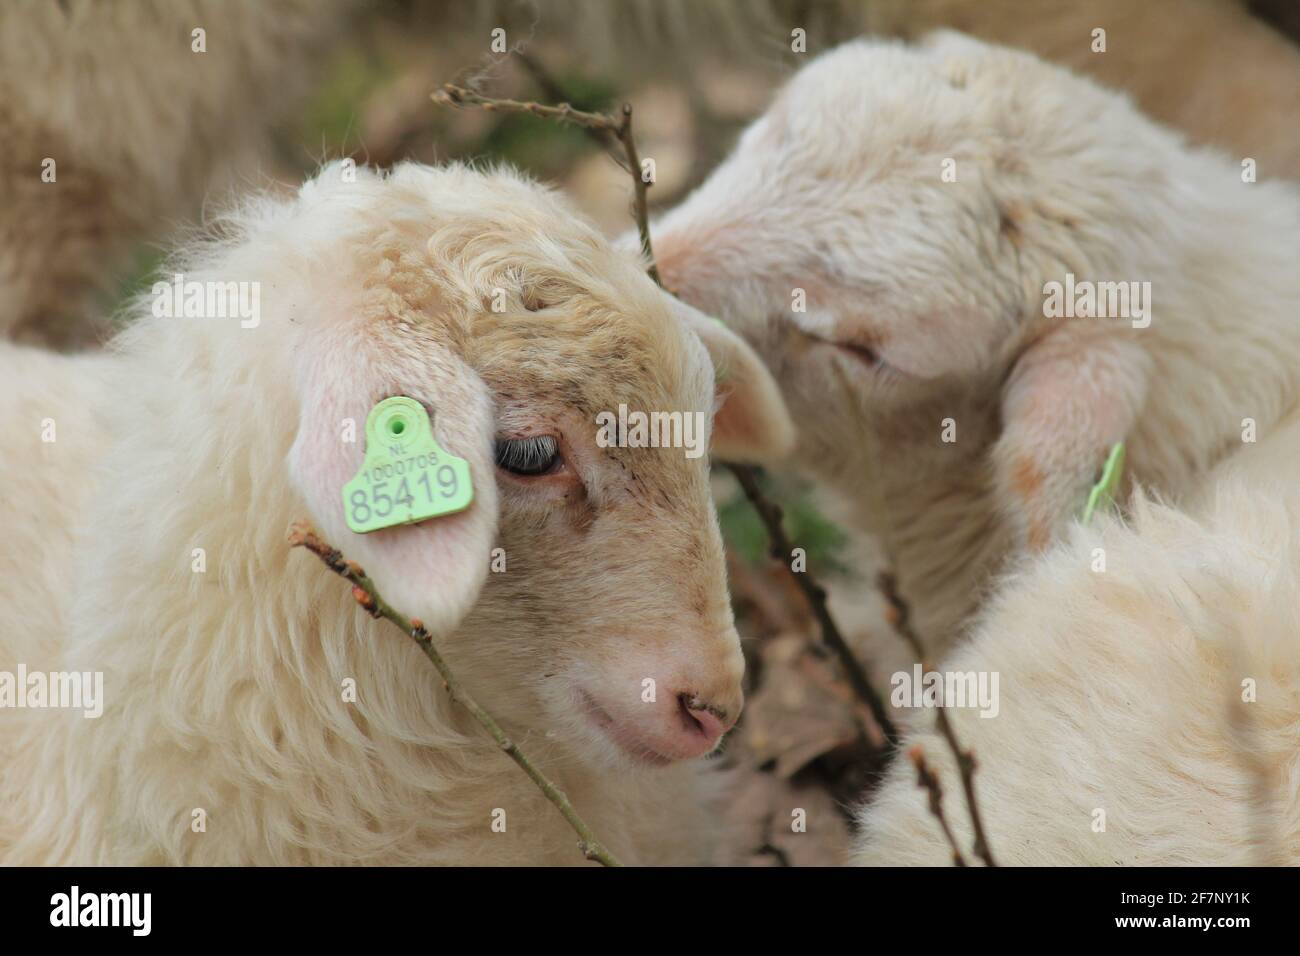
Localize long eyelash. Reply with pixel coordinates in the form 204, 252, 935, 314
495, 435, 558, 472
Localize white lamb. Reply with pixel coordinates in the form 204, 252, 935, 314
852, 408, 1300, 866
0, 161, 793, 865
651, 33, 1300, 673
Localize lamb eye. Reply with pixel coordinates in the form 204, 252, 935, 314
494, 435, 562, 477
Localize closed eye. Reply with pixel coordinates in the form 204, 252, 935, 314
838, 340, 885, 369
494, 435, 563, 477
803, 330, 894, 374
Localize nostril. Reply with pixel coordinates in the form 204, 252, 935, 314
677, 695, 704, 734
677, 693, 731, 742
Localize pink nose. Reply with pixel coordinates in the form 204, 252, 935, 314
675, 693, 737, 756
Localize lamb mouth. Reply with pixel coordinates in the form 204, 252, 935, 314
578, 690, 674, 767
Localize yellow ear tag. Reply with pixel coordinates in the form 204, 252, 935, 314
342, 396, 473, 534
1080, 442, 1125, 526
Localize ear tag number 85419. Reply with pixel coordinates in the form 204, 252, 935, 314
342, 396, 474, 533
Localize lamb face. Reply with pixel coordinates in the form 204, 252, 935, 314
1, 161, 797, 863
209, 162, 792, 772
652, 32, 1300, 644
655, 33, 1163, 544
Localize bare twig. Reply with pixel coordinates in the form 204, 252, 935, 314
909, 746, 968, 867
514, 50, 610, 150
289, 523, 623, 867
826, 361, 998, 865
731, 464, 899, 747
878, 571, 996, 867
432, 82, 659, 283
514, 50, 581, 113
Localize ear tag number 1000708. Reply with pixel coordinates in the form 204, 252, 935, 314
343, 396, 474, 533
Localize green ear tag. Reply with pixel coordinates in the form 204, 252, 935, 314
342, 396, 474, 534
1080, 441, 1126, 526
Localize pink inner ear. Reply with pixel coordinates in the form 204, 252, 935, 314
712, 381, 778, 460
708, 344, 796, 464
288, 324, 500, 637
663, 295, 795, 464
995, 332, 1150, 548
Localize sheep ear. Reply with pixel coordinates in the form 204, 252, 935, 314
288, 323, 499, 636
670, 297, 796, 463
992, 329, 1149, 550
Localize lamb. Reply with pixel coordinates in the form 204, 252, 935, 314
650, 32, 1300, 672
0, 160, 793, 865
852, 407, 1300, 866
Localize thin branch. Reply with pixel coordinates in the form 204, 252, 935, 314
908, 746, 968, 867
514, 50, 610, 150
289, 523, 623, 867
827, 361, 998, 866
730, 464, 899, 747
878, 571, 997, 867
614, 102, 660, 285
432, 83, 659, 283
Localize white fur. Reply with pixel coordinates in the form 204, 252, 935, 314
0, 162, 790, 865
852, 409, 1300, 866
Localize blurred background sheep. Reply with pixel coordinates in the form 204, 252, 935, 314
8, 0, 1300, 347
4, 0, 1298, 865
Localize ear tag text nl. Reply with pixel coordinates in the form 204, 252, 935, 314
343, 396, 473, 534
1080, 441, 1125, 526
